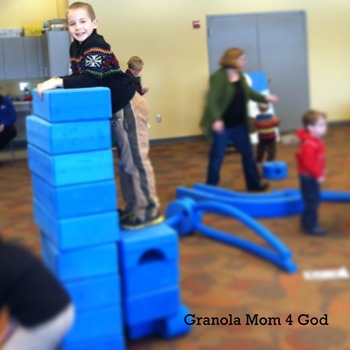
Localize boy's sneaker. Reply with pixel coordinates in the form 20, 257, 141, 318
117, 208, 132, 220
121, 212, 164, 230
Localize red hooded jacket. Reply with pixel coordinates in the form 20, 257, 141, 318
296, 128, 325, 179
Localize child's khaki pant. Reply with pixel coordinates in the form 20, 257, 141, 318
111, 92, 160, 221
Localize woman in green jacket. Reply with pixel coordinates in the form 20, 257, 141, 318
200, 48, 278, 191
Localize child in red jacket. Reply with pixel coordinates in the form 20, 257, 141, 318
296, 110, 327, 235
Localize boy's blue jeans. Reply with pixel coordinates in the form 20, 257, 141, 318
299, 175, 321, 230
206, 123, 261, 190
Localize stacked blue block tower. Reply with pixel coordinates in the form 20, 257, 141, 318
26, 87, 191, 348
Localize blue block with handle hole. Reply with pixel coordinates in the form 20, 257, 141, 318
26, 116, 112, 155
262, 161, 288, 180
31, 174, 117, 219
119, 224, 179, 294
41, 234, 118, 283
32, 88, 112, 122
28, 144, 114, 187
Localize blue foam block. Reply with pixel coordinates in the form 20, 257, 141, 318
65, 274, 121, 312
124, 285, 180, 326
177, 185, 303, 218
122, 260, 179, 296
159, 304, 193, 339
41, 234, 118, 282
59, 335, 125, 350
26, 116, 111, 154
35, 201, 119, 250
32, 88, 112, 122
119, 223, 178, 271
126, 320, 160, 340
119, 224, 179, 294
62, 305, 123, 346
262, 161, 288, 180
127, 305, 193, 340
28, 145, 114, 187
31, 174, 117, 219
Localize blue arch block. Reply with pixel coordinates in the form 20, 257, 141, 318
119, 224, 179, 294
262, 161, 288, 180
31, 174, 117, 219
41, 234, 118, 282
28, 145, 114, 187
32, 88, 112, 122
27, 116, 112, 155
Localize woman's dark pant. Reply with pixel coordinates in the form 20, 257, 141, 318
0, 125, 17, 151
299, 175, 320, 230
206, 123, 262, 190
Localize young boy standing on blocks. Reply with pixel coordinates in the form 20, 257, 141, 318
296, 110, 327, 236
37, 2, 162, 230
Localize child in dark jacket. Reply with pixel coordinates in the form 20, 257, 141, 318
0, 240, 74, 349
296, 110, 327, 235
125, 56, 149, 96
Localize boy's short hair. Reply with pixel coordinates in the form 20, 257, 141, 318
66, 2, 96, 21
302, 110, 327, 128
127, 56, 144, 70
258, 102, 269, 113
219, 48, 245, 69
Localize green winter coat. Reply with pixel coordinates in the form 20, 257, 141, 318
199, 68, 268, 142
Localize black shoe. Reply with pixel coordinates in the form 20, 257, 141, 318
248, 183, 269, 192
303, 226, 327, 236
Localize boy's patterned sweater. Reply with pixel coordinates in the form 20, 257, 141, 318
63, 29, 135, 113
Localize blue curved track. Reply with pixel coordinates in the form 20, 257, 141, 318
177, 184, 303, 218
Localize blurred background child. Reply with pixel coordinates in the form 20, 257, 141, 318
254, 102, 280, 163
125, 56, 149, 96
296, 110, 327, 235
0, 88, 17, 154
